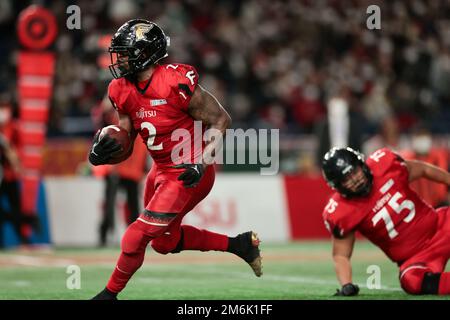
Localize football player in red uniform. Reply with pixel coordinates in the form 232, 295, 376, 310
89, 20, 262, 300
321, 147, 450, 296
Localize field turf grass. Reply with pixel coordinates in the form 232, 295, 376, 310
0, 241, 449, 300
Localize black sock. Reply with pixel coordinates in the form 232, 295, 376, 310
227, 236, 240, 255
104, 287, 118, 297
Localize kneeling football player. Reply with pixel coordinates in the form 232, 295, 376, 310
321, 147, 450, 296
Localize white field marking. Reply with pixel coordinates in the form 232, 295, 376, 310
12, 280, 31, 287
135, 277, 166, 284
170, 268, 403, 292
3, 255, 75, 267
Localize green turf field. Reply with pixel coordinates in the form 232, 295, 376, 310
0, 241, 448, 300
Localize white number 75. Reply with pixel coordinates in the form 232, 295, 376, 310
372, 192, 415, 239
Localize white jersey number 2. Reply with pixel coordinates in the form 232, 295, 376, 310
141, 122, 163, 151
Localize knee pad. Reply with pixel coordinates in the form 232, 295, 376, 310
151, 229, 183, 255
400, 265, 440, 295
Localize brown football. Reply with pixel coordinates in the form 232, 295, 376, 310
99, 125, 132, 164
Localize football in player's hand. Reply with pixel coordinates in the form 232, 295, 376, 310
99, 125, 132, 163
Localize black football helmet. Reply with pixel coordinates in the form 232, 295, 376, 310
322, 147, 373, 198
108, 19, 170, 79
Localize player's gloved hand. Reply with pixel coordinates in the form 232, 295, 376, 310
88, 130, 122, 166
334, 283, 359, 296
172, 163, 205, 188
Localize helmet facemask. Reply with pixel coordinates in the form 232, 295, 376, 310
108, 47, 134, 79
334, 164, 373, 198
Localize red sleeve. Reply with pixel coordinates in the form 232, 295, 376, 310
165, 64, 199, 111
368, 148, 409, 183
107, 79, 129, 115
323, 196, 365, 238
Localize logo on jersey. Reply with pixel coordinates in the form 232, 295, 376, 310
150, 99, 167, 107
136, 107, 156, 119
372, 193, 392, 213
372, 179, 394, 213
134, 23, 153, 41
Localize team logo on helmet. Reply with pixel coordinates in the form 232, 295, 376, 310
108, 20, 169, 79
322, 147, 373, 198
135, 23, 153, 41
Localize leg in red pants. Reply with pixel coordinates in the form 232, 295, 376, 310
399, 206, 450, 295
95, 165, 261, 299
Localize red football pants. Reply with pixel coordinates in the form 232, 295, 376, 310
106, 164, 229, 293
143, 164, 216, 253
399, 206, 450, 294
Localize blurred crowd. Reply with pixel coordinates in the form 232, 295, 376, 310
0, 0, 449, 167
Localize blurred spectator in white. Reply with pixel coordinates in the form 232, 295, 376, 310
361, 81, 393, 130
315, 94, 365, 164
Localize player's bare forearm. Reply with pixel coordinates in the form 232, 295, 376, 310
188, 84, 231, 133
188, 84, 232, 166
332, 232, 355, 285
406, 160, 450, 185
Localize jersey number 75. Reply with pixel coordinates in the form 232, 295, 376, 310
371, 179, 415, 239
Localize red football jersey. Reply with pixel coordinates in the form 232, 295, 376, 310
323, 148, 439, 264
108, 63, 203, 168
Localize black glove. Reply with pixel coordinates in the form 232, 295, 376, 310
172, 163, 205, 188
334, 283, 359, 296
88, 131, 123, 166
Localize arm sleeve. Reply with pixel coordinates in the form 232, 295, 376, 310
324, 215, 348, 239
323, 198, 364, 239
382, 148, 409, 182
169, 64, 199, 111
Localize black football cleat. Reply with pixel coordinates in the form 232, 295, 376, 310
229, 231, 263, 277
91, 287, 118, 300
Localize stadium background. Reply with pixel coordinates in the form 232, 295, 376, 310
0, 0, 449, 299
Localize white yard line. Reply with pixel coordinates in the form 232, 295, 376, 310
2, 255, 75, 267
0, 253, 403, 292
11, 280, 31, 287
169, 268, 403, 292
